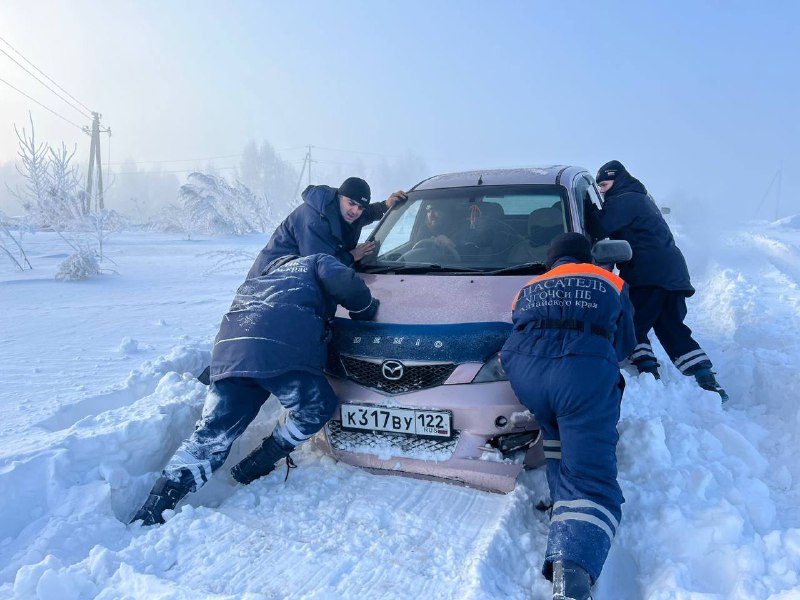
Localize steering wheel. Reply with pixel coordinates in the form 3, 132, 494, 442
404, 238, 461, 262
460, 241, 481, 255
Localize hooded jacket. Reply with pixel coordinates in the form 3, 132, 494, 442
594, 171, 694, 295
246, 185, 387, 279
211, 253, 377, 382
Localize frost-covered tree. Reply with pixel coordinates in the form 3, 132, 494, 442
44, 142, 86, 226
7, 115, 127, 278
9, 114, 50, 226
239, 140, 298, 216
176, 172, 278, 236
153, 203, 197, 240
371, 153, 429, 195
106, 160, 182, 223
10, 115, 86, 233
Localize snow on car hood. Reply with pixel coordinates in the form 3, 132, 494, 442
331, 273, 526, 363
336, 273, 526, 325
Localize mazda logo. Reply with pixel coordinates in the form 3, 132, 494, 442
381, 360, 405, 381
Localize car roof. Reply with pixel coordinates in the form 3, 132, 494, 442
410, 165, 589, 191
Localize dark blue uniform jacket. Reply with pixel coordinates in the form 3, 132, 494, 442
211, 254, 375, 382
595, 173, 694, 295
503, 258, 637, 365
247, 185, 387, 278
501, 257, 636, 583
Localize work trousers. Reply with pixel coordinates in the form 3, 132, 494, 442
163, 372, 338, 489
502, 351, 624, 583
628, 286, 712, 375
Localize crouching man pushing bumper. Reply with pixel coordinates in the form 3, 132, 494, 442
501, 233, 636, 600
131, 253, 379, 526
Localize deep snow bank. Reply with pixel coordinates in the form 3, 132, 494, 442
2, 224, 800, 599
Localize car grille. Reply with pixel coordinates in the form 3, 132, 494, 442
340, 356, 457, 394
326, 421, 460, 461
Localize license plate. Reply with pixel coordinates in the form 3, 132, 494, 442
340, 404, 452, 438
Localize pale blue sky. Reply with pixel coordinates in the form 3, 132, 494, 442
1, 1, 798, 220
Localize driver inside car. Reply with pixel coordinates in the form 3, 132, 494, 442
409, 202, 495, 260
400, 202, 467, 263
422, 202, 462, 252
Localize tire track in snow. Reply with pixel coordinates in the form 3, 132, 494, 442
1, 344, 554, 599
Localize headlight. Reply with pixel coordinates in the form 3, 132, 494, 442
471, 353, 508, 383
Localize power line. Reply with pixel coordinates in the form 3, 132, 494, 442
107, 153, 243, 166
0, 47, 91, 119
107, 145, 394, 169
286, 156, 374, 167
312, 144, 398, 159
0, 75, 85, 131
114, 165, 239, 175
102, 144, 402, 173
0, 35, 93, 115
315, 158, 374, 167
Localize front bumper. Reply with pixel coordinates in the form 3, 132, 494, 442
316, 375, 544, 493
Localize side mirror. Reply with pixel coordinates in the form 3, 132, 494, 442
660, 206, 671, 215
592, 239, 632, 264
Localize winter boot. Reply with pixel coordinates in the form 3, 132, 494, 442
694, 367, 729, 403
636, 359, 661, 380
130, 468, 196, 526
552, 560, 593, 600
230, 435, 292, 485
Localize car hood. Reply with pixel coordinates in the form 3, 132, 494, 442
330, 274, 528, 364
336, 273, 526, 324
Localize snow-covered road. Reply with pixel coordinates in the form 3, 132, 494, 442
2, 220, 799, 599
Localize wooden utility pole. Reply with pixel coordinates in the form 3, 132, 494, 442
307, 144, 312, 186
292, 145, 315, 201
84, 112, 108, 212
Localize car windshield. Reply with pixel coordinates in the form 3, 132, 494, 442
360, 185, 568, 274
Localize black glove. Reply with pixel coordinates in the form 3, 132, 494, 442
349, 297, 379, 321
584, 199, 606, 242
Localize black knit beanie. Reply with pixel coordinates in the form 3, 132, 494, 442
338, 177, 371, 207
546, 233, 592, 268
596, 160, 626, 184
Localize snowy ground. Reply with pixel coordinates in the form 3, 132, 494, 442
1, 218, 800, 599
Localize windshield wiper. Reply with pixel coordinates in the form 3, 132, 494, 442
360, 263, 484, 274
485, 262, 548, 275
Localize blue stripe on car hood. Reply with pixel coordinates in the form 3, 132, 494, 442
331, 318, 511, 363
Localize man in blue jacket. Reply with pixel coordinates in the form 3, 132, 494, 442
591, 160, 728, 402
131, 253, 379, 526
247, 177, 407, 279
501, 233, 636, 600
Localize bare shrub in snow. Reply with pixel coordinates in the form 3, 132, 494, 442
55, 246, 100, 281
83, 209, 124, 262
200, 249, 257, 276
0, 210, 33, 271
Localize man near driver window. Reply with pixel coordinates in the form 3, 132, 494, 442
501, 233, 636, 600
246, 177, 407, 278
131, 253, 379, 526
591, 160, 728, 402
